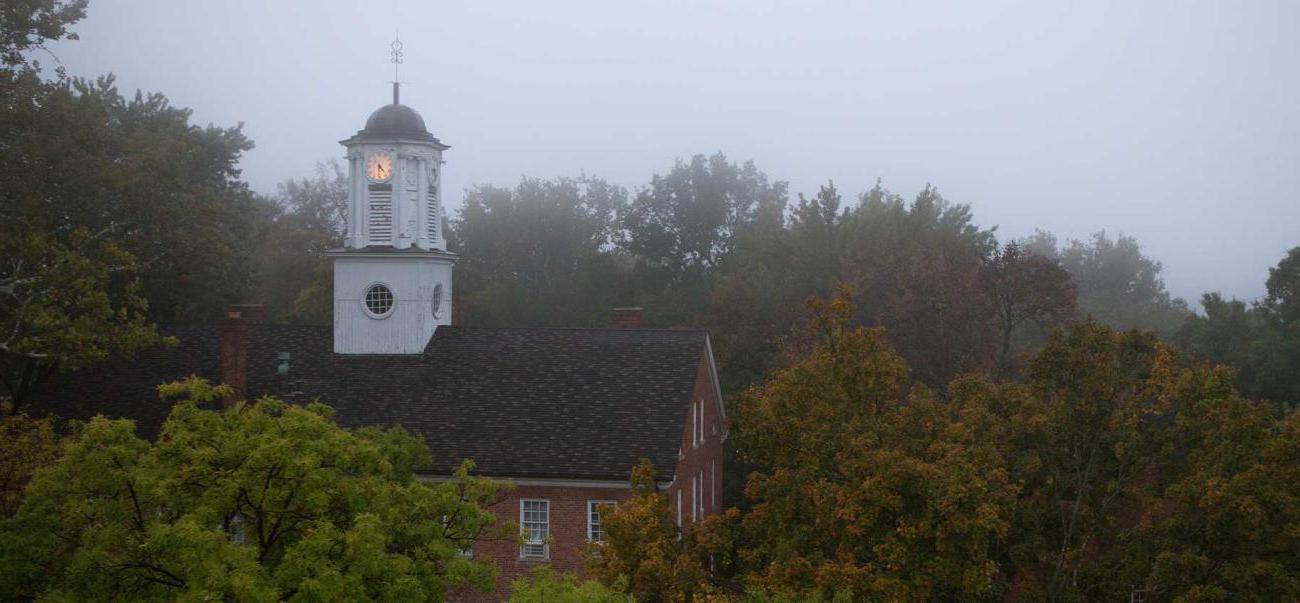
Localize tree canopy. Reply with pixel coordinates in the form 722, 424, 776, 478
591, 292, 1299, 601
0, 378, 510, 601
1, 6, 259, 407
1177, 247, 1300, 405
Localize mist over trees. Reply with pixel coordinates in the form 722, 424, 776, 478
5, 2, 1300, 601
249, 153, 1206, 397
1178, 247, 1300, 404
1, 1, 256, 406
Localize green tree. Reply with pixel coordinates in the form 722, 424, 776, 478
982, 242, 1077, 376
0, 377, 510, 601
704, 178, 799, 393
1032, 231, 1190, 337
620, 153, 787, 326
453, 176, 629, 327
1177, 293, 1260, 390
786, 181, 846, 301
842, 183, 999, 386
1177, 247, 1300, 405
0, 412, 59, 516
0, 0, 86, 68
1, 5, 190, 408
253, 160, 348, 323
1264, 246, 1300, 325
621, 153, 786, 279
509, 566, 633, 603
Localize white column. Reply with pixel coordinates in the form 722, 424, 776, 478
350, 149, 366, 248
416, 156, 429, 249
392, 150, 405, 248
432, 152, 444, 249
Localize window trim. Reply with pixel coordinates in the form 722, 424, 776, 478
698, 399, 706, 444
431, 282, 444, 319
519, 498, 550, 560
691, 474, 698, 522
360, 281, 397, 319
699, 469, 705, 518
691, 403, 698, 449
587, 500, 616, 542
676, 490, 682, 527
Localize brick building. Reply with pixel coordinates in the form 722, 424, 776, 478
29, 86, 727, 600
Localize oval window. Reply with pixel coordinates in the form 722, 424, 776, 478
431, 283, 444, 318
363, 283, 395, 318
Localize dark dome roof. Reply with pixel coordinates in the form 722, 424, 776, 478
362, 103, 433, 139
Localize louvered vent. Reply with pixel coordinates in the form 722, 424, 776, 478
368, 185, 393, 245
426, 185, 439, 242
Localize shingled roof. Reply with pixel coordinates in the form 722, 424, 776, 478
27, 324, 712, 481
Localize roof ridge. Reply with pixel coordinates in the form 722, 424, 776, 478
156, 323, 704, 334
437, 325, 707, 334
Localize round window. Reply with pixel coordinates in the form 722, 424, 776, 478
363, 283, 395, 318
431, 283, 444, 318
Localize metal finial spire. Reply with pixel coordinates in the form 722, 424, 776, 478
390, 35, 404, 104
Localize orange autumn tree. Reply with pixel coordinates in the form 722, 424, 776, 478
587, 290, 1300, 601
734, 288, 1016, 600
586, 459, 738, 601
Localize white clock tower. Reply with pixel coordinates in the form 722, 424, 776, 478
330, 82, 455, 354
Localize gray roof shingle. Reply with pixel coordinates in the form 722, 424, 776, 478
29, 324, 707, 481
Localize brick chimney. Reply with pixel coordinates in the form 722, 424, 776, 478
610, 307, 645, 329
220, 304, 264, 405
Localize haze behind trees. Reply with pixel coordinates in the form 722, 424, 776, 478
5, 5, 1300, 601
250, 157, 1300, 407
40, 0, 1300, 308
3, 0, 1298, 408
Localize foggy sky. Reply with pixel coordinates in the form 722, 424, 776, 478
44, 0, 1300, 304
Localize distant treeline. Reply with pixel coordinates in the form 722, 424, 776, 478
248, 154, 1297, 405
2, 26, 1296, 409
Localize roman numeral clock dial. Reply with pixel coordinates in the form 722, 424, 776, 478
366, 151, 393, 182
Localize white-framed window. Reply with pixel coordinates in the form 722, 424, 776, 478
362, 282, 396, 318
698, 400, 705, 444
699, 469, 705, 518
691, 403, 698, 449
588, 500, 616, 542
520, 499, 549, 559
676, 490, 682, 527
691, 475, 698, 522
431, 283, 444, 319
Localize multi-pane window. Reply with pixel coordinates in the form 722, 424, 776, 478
676, 490, 682, 527
698, 400, 705, 444
588, 500, 615, 542
691, 403, 698, 448
520, 499, 549, 559
363, 283, 395, 317
691, 474, 698, 522
699, 469, 705, 518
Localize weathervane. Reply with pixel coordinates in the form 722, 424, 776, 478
390, 35, 404, 104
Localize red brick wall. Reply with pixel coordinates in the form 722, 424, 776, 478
665, 353, 726, 530
453, 483, 633, 601
452, 349, 726, 601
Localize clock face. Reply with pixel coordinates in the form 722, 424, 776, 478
366, 152, 393, 182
